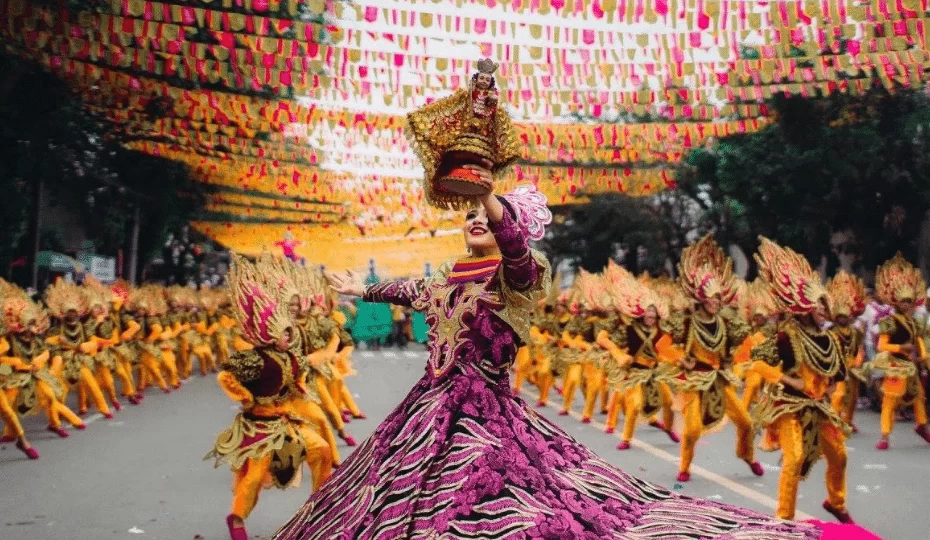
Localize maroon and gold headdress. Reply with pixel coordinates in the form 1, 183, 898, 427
754, 237, 826, 315
825, 270, 867, 318
229, 254, 293, 347
739, 278, 780, 320
45, 279, 90, 318
678, 234, 737, 305
875, 252, 926, 306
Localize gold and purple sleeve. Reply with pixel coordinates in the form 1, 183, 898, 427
488, 197, 538, 292
364, 279, 426, 308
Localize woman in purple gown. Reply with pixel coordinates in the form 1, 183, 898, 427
274, 168, 879, 540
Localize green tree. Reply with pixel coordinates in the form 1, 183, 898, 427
676, 89, 930, 273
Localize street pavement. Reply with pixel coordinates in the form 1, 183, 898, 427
1, 348, 926, 540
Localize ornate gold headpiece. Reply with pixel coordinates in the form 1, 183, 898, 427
754, 237, 826, 315
875, 252, 926, 306
45, 279, 90, 318
573, 270, 610, 312
739, 279, 780, 320
1, 281, 49, 334
229, 254, 294, 347
476, 58, 499, 75
678, 234, 737, 305
606, 266, 669, 320
825, 270, 866, 318
82, 276, 111, 310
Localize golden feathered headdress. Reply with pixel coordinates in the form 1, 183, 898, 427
678, 234, 737, 305
110, 279, 132, 308
754, 237, 826, 315
1, 281, 49, 334
45, 279, 90, 318
82, 276, 111, 310
573, 270, 611, 312
739, 279, 780, 320
229, 254, 294, 347
825, 270, 867, 318
611, 274, 669, 320
875, 252, 926, 306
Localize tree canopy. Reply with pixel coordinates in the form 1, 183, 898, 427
675, 89, 930, 275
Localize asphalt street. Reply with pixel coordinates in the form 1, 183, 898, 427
1, 348, 926, 540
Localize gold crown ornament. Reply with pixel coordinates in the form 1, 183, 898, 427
407, 58, 520, 209
875, 252, 926, 306
754, 237, 827, 315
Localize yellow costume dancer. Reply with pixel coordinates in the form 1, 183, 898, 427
599, 274, 681, 449
153, 288, 182, 389
45, 280, 113, 419
206, 255, 333, 540
210, 288, 237, 366
733, 280, 780, 411
186, 290, 220, 377
872, 253, 930, 450
664, 235, 762, 483
0, 326, 41, 458
749, 237, 853, 523
1, 286, 81, 450
826, 271, 867, 433
557, 282, 593, 416
574, 271, 615, 423
128, 287, 171, 394
106, 281, 142, 405
83, 277, 138, 411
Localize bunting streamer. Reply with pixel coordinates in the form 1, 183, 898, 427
3, 0, 930, 277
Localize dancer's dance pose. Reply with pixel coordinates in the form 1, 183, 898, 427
273, 172, 876, 539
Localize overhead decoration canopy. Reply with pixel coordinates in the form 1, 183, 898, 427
3, 0, 930, 277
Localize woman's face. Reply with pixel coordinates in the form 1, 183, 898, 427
464, 206, 497, 253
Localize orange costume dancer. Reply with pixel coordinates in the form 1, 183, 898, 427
205, 255, 333, 540
45, 280, 113, 419
212, 289, 238, 366
105, 280, 143, 405
748, 238, 853, 523
826, 271, 868, 433
557, 283, 593, 417
186, 289, 220, 377
128, 286, 171, 395
573, 271, 616, 423
733, 280, 780, 411
530, 303, 562, 407
82, 277, 139, 411
871, 253, 930, 450
663, 235, 763, 483
599, 273, 680, 449
153, 288, 182, 389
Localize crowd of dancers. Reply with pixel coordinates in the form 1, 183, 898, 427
4, 232, 922, 538
0, 272, 364, 472
515, 234, 930, 523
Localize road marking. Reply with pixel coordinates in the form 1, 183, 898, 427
517, 387, 813, 520
83, 413, 104, 425
383, 352, 397, 357
361, 352, 375, 358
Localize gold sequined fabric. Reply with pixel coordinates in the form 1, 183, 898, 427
204, 413, 307, 489
753, 384, 851, 479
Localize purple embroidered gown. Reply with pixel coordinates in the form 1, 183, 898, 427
274, 204, 873, 540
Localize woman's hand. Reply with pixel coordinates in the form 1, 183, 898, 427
463, 159, 505, 223
325, 270, 366, 298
